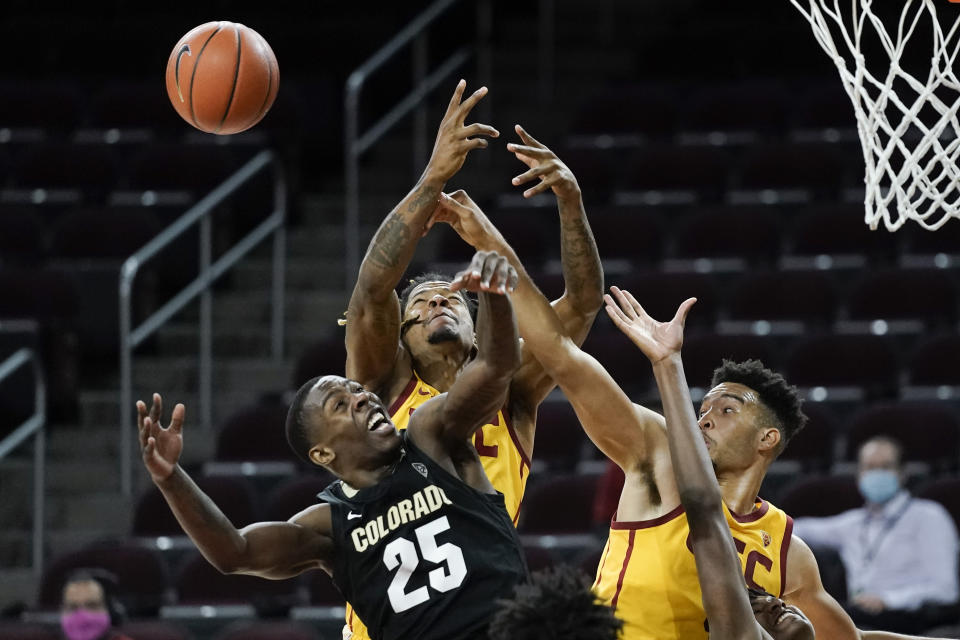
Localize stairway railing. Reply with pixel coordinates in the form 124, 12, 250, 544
0, 347, 47, 576
119, 150, 286, 496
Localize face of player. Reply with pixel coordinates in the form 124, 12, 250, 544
698, 382, 776, 473
750, 591, 814, 640
304, 376, 401, 470
401, 281, 475, 359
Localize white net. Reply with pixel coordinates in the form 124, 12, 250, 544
789, 0, 960, 230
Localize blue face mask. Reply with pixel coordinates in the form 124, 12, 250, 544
859, 469, 900, 504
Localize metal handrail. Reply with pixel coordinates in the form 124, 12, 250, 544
119, 149, 286, 496
343, 0, 492, 290
0, 347, 47, 577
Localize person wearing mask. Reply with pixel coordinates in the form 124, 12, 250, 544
794, 436, 960, 634
60, 570, 132, 640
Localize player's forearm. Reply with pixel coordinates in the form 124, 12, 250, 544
556, 193, 603, 317
155, 466, 249, 573
653, 354, 722, 517
474, 291, 521, 376
353, 176, 443, 298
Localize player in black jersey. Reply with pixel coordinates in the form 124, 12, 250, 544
136, 250, 527, 640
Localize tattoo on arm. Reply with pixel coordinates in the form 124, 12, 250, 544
366, 184, 439, 271
559, 210, 602, 306
368, 213, 412, 270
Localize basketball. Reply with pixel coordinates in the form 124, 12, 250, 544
164, 21, 279, 135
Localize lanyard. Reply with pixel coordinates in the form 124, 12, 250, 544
858, 496, 912, 568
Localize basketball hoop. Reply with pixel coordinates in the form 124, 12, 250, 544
789, 0, 960, 230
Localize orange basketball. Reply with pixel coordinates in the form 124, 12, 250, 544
165, 21, 279, 135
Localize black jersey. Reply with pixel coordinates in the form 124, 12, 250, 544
318, 432, 528, 640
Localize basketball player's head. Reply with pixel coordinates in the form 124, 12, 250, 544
398, 273, 478, 359
749, 588, 814, 640
699, 359, 807, 473
286, 375, 400, 476
489, 565, 623, 640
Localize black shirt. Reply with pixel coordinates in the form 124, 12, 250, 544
319, 432, 528, 640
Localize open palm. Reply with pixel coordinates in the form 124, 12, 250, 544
604, 287, 696, 364
136, 393, 185, 483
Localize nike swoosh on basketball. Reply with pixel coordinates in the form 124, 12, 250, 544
174, 44, 192, 102
347, 511, 362, 520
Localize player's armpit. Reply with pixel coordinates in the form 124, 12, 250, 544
782, 535, 862, 640
229, 504, 336, 580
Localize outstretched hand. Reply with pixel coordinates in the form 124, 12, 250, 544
604, 287, 696, 364
507, 124, 580, 200
426, 80, 499, 183
137, 393, 185, 484
451, 250, 518, 295
425, 189, 499, 247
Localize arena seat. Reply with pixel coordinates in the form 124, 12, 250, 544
0, 623, 58, 640
917, 477, 960, 531
579, 331, 655, 395
786, 204, 898, 264
264, 473, 337, 523
620, 146, 730, 201
127, 144, 240, 194
671, 207, 782, 263
553, 146, 619, 201
908, 335, 960, 386
570, 86, 676, 139
792, 83, 858, 131
117, 620, 194, 640
213, 621, 321, 640
587, 206, 666, 266
776, 401, 838, 470
680, 83, 789, 137
0, 267, 80, 323
680, 334, 781, 390
0, 206, 45, 265
844, 402, 960, 468
519, 473, 600, 535
12, 143, 119, 196
134, 476, 259, 537
215, 402, 293, 462
532, 400, 587, 472
785, 334, 899, 393
0, 84, 82, 131
38, 542, 170, 615
778, 475, 863, 518
846, 269, 957, 326
901, 221, 960, 256
728, 270, 837, 326
737, 143, 846, 195
612, 271, 719, 329
292, 338, 347, 390
87, 83, 183, 131
50, 206, 161, 260
174, 553, 301, 614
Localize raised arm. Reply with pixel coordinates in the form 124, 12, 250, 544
137, 395, 334, 579
345, 80, 497, 392
605, 289, 763, 640
429, 199, 662, 470
408, 251, 521, 453
507, 124, 604, 345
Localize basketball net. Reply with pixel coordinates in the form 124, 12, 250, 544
789, 0, 960, 230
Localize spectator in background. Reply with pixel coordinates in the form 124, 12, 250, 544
793, 436, 959, 634
60, 569, 132, 640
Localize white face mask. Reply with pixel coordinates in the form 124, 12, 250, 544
858, 469, 900, 504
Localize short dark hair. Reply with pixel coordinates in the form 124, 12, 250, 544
710, 359, 807, 451
399, 272, 478, 323
286, 376, 321, 464
63, 568, 126, 626
489, 565, 623, 640
859, 435, 904, 467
